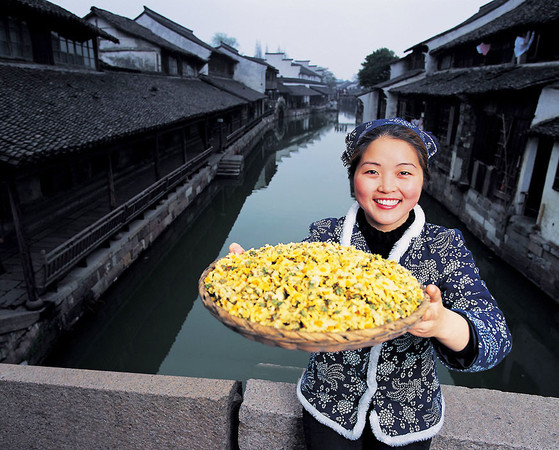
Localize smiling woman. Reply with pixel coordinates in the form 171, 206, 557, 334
296, 118, 511, 448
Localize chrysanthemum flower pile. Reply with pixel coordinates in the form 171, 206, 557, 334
204, 242, 424, 332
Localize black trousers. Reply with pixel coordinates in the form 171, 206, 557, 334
302, 409, 431, 450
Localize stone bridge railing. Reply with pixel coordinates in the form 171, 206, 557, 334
0, 364, 557, 449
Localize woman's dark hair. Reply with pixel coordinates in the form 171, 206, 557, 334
347, 124, 430, 183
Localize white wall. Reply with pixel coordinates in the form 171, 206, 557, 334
219, 47, 266, 93
384, 72, 425, 117
357, 91, 378, 122
532, 83, 559, 125
86, 16, 161, 72
514, 138, 538, 215
265, 53, 300, 78
390, 60, 407, 79
540, 143, 559, 244
135, 13, 211, 73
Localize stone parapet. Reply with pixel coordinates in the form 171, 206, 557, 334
437, 384, 558, 449
239, 379, 305, 450
239, 379, 559, 450
0, 364, 241, 450
1, 366, 557, 449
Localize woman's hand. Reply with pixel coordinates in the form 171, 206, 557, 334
228, 242, 245, 254
409, 284, 470, 352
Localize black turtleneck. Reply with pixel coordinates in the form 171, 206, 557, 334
356, 208, 415, 258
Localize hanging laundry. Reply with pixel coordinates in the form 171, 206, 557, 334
514, 31, 535, 57
476, 42, 491, 55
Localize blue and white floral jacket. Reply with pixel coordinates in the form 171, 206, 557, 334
297, 203, 512, 446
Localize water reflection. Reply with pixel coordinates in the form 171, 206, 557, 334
46, 112, 559, 397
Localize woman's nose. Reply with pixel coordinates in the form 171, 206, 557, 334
378, 176, 396, 192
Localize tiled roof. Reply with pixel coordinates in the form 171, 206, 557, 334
285, 84, 322, 96
375, 69, 424, 89
88, 7, 205, 64
390, 63, 559, 96
276, 80, 291, 94
433, 0, 559, 53
0, 63, 247, 168
4, 0, 118, 42
217, 46, 275, 70
298, 65, 319, 77
529, 117, 559, 138
310, 85, 335, 96
201, 76, 266, 102
244, 56, 277, 70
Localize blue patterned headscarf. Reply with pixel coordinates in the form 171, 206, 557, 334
341, 117, 439, 167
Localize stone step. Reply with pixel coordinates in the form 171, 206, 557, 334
217, 155, 244, 177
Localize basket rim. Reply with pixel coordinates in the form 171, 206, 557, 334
198, 258, 430, 351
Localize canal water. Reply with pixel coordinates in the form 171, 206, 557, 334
46, 112, 559, 398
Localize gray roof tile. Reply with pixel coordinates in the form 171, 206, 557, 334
201, 76, 265, 102
0, 64, 247, 168
529, 117, 559, 138
391, 64, 559, 96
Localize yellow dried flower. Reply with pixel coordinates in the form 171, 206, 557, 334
204, 242, 424, 333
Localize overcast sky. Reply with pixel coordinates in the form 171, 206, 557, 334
52, 0, 491, 80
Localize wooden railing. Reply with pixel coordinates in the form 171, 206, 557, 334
40, 146, 214, 289
225, 110, 274, 147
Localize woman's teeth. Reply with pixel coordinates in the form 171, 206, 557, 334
375, 199, 400, 206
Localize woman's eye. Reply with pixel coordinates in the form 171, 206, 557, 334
399, 171, 412, 176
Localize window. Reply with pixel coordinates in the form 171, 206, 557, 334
422, 101, 459, 175
167, 56, 179, 75
407, 51, 425, 70
527, 28, 559, 63
182, 61, 196, 76
0, 16, 32, 60
51, 32, 95, 68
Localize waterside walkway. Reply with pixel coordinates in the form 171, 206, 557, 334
0, 116, 275, 364
1, 363, 557, 449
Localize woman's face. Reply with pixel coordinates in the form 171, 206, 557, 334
353, 136, 424, 232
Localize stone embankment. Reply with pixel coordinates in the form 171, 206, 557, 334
1, 364, 557, 449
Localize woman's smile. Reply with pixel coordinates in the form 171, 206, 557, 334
374, 198, 401, 208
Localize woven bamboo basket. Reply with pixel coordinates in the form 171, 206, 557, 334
199, 261, 430, 352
